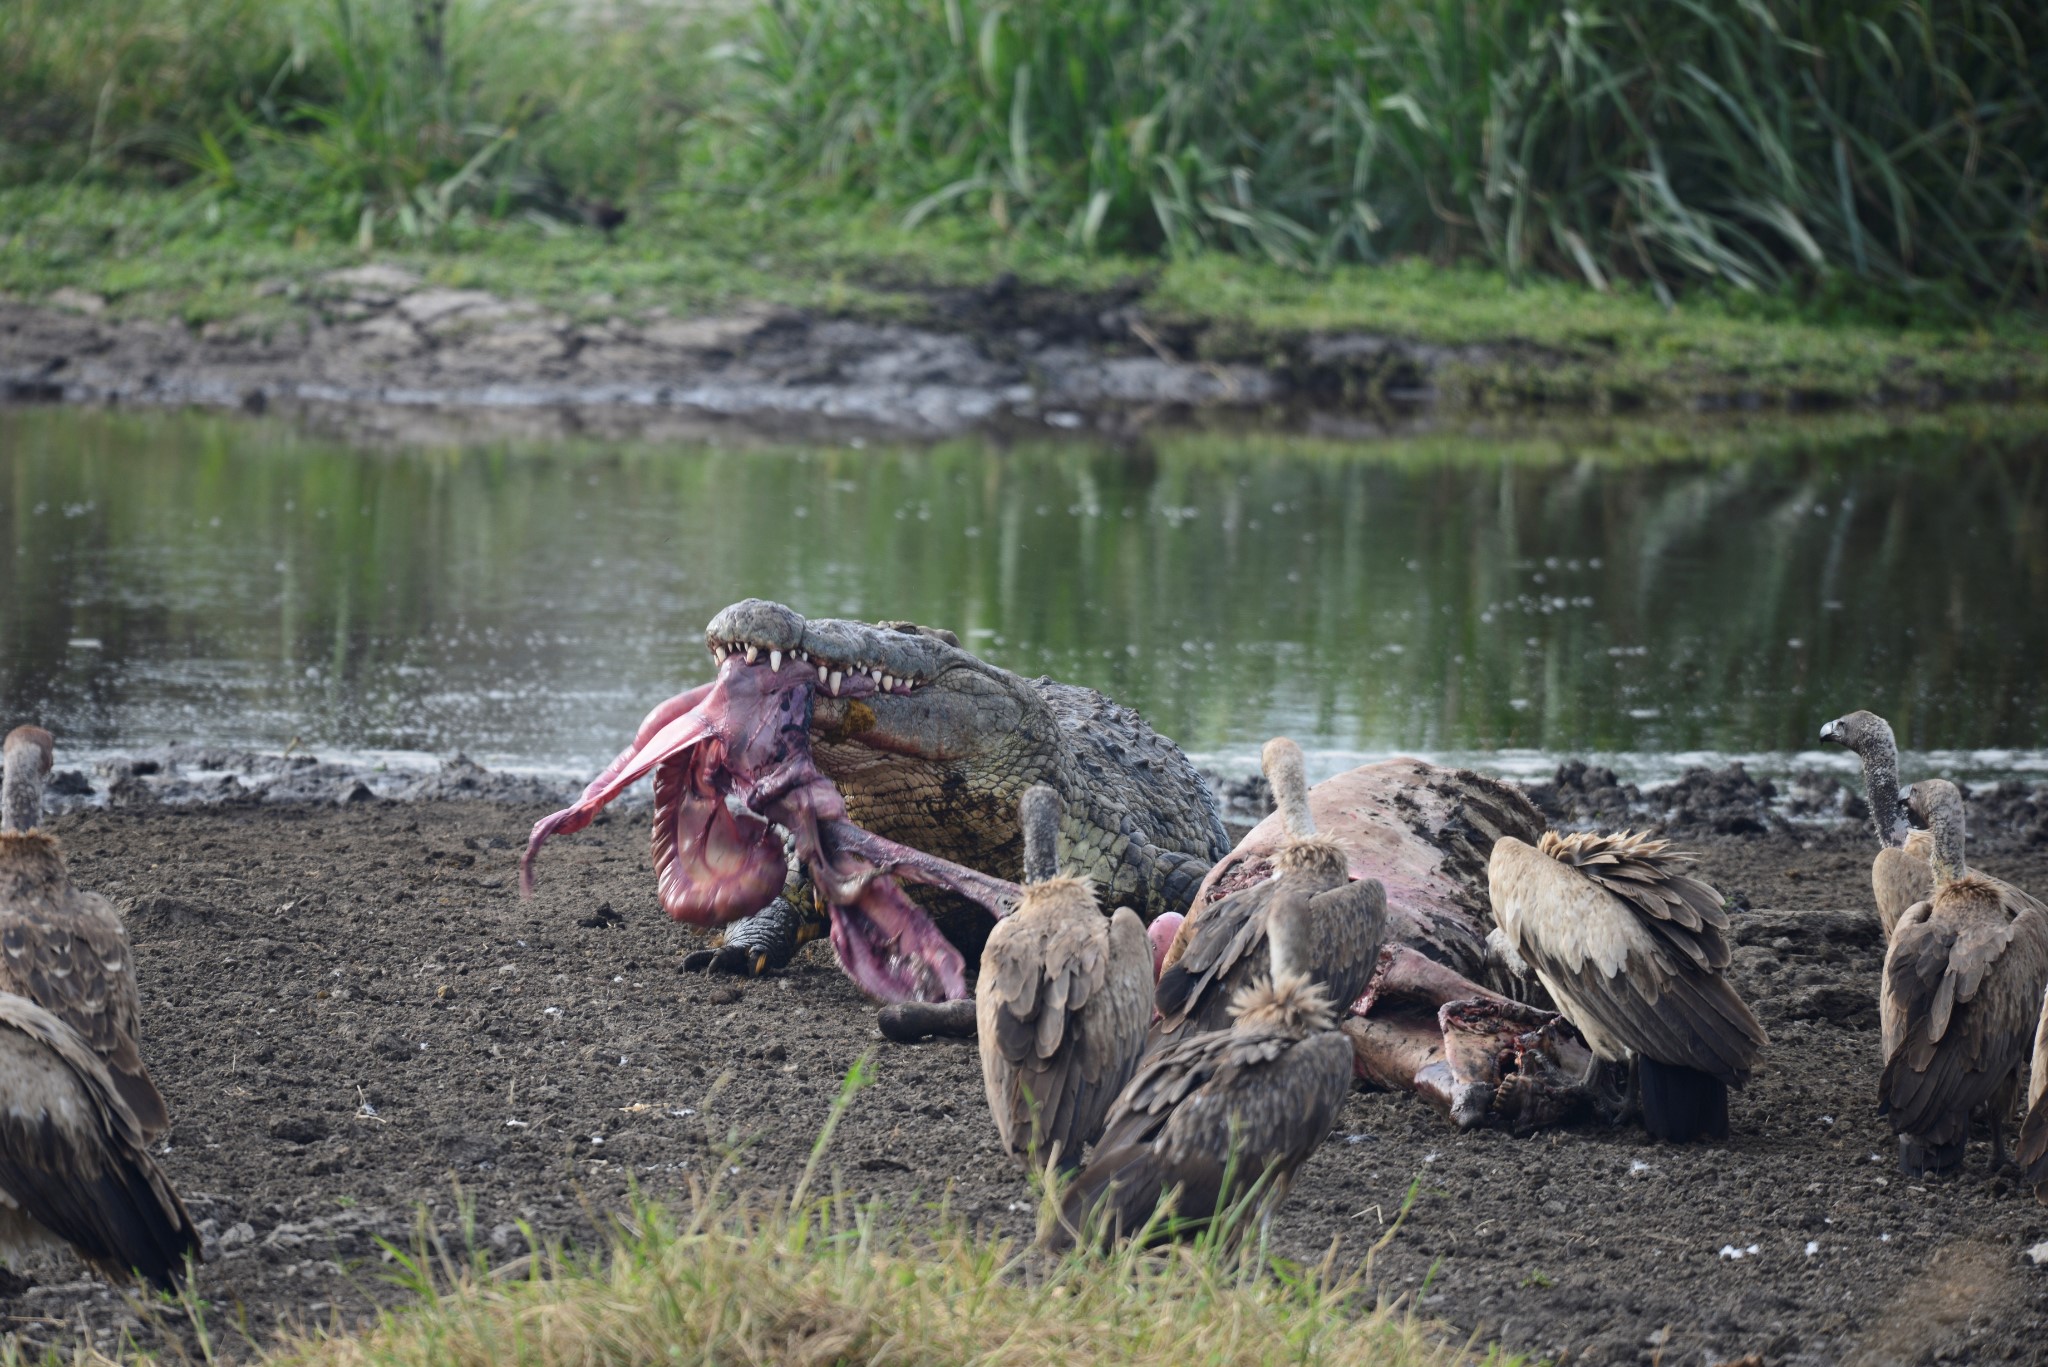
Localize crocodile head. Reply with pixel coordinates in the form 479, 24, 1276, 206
521, 599, 1034, 1003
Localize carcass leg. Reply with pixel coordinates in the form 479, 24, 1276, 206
1344, 945, 1606, 1133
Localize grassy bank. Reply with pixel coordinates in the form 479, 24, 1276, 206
6, 181, 2046, 410
5, 0, 2047, 408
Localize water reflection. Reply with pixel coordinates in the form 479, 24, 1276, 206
3, 407, 2044, 780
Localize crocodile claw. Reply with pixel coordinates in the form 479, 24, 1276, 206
682, 898, 823, 977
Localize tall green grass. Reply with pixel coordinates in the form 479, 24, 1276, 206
2, 0, 717, 246
6, 0, 2046, 308
738, 0, 2048, 308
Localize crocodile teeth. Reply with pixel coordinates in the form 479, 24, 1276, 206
882, 674, 894, 692
745, 644, 759, 664
713, 645, 727, 662
869, 667, 883, 684
817, 664, 829, 684
769, 649, 782, 672
828, 670, 843, 696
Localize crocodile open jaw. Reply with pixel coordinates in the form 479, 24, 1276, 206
520, 652, 1019, 1003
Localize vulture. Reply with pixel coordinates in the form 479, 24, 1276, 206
1487, 830, 1767, 1142
2021, 991, 2048, 1204
0, 992, 200, 1288
1152, 738, 1385, 1048
1820, 711, 2045, 937
1879, 780, 2048, 1176
0, 727, 169, 1138
1819, 711, 1933, 938
976, 786, 1151, 1172
1047, 892, 1353, 1250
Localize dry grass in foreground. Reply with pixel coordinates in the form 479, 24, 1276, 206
63, 1061, 1506, 1367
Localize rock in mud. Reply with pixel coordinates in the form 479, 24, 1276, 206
1523, 759, 1641, 828
1648, 762, 1786, 837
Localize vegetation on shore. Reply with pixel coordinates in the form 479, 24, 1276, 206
4, 0, 2045, 404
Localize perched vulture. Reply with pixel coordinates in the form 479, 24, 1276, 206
1487, 830, 1767, 1142
1880, 780, 2048, 1176
1047, 894, 1352, 1250
1152, 738, 1385, 1047
0, 726, 169, 1139
0, 992, 199, 1288
1821, 711, 2045, 937
2020, 989, 2048, 1204
976, 786, 1150, 1172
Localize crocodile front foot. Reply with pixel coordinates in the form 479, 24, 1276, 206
681, 897, 826, 976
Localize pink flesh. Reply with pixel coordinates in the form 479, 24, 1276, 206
1192, 758, 1494, 971
522, 657, 1021, 1003
1146, 912, 1183, 981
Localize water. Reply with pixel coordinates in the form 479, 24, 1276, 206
4, 406, 2046, 788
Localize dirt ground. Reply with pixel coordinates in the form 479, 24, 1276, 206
7, 793, 2048, 1367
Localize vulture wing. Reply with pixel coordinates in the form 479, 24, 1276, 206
1488, 836, 1765, 1085
0, 994, 198, 1288
1151, 881, 1281, 1043
1879, 888, 2045, 1144
0, 835, 168, 1139
1306, 877, 1388, 1014
1058, 1026, 1351, 1246
978, 903, 1150, 1165
2021, 979, 2048, 1192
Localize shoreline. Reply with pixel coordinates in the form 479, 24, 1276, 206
50, 740, 2048, 853
9, 192, 2048, 441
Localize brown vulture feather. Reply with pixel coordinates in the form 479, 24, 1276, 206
0, 992, 199, 1287
1048, 894, 1352, 1250
976, 786, 1151, 1172
1152, 738, 1385, 1048
1879, 780, 2048, 1176
0, 727, 169, 1140
1488, 830, 1767, 1142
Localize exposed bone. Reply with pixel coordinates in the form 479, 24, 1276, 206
1344, 945, 1606, 1133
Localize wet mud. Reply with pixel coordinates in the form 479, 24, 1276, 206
5, 776, 2048, 1364
1, 263, 1988, 442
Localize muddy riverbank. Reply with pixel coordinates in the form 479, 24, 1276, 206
6, 761, 2048, 1364
6, 262, 2033, 441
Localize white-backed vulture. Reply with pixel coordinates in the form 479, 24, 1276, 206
1820, 711, 2045, 937
0, 992, 199, 1288
2019, 988, 2048, 1203
1487, 830, 1767, 1142
1880, 780, 2048, 1176
1152, 738, 1385, 1047
0, 727, 168, 1139
976, 785, 1150, 1172
1047, 894, 1352, 1250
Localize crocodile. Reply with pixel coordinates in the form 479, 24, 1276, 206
522, 598, 1230, 1003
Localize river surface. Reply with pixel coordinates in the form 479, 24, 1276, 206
3, 405, 2046, 787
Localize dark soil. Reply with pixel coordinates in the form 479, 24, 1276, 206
7, 796, 2048, 1365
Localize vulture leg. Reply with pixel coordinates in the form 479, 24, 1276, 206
1988, 1072, 2020, 1175
1343, 946, 1604, 1133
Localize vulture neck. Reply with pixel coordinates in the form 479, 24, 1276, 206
1854, 725, 1908, 849
0, 749, 42, 835
1926, 803, 1967, 886
1016, 785, 1061, 884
